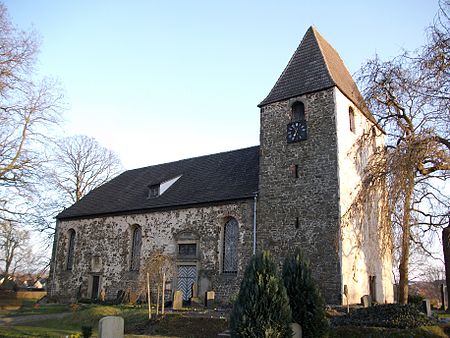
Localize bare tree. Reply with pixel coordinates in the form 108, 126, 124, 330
0, 2, 62, 222
357, 1, 450, 304
29, 135, 122, 238
0, 220, 29, 285
50, 135, 123, 204
138, 250, 175, 317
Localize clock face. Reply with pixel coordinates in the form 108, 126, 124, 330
287, 121, 307, 143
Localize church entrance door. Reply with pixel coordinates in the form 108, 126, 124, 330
177, 265, 197, 301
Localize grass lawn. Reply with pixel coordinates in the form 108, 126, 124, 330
0, 304, 227, 337
331, 325, 449, 338
0, 304, 148, 337
131, 314, 228, 338
0, 303, 449, 338
0, 300, 69, 318
0, 325, 76, 337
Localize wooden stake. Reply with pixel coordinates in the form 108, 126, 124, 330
147, 272, 151, 319
156, 284, 160, 316
162, 272, 166, 315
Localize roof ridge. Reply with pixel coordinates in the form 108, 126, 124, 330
259, 26, 314, 105
125, 145, 259, 172
258, 26, 336, 107
312, 28, 382, 130
311, 27, 338, 87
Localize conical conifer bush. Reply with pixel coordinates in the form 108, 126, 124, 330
230, 251, 292, 338
282, 250, 329, 338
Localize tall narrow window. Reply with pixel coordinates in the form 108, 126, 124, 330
223, 218, 238, 273
292, 101, 305, 121
130, 226, 142, 271
66, 229, 76, 271
349, 107, 355, 132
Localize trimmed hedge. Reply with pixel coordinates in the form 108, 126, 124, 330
331, 304, 436, 329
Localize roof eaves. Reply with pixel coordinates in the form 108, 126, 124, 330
56, 195, 257, 221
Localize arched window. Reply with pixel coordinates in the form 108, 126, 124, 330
292, 101, 305, 121
223, 218, 238, 273
130, 226, 142, 271
66, 229, 76, 271
349, 107, 355, 132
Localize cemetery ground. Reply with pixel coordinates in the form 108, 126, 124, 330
1, 301, 450, 337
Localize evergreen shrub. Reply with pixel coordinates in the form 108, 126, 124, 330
230, 251, 292, 338
282, 250, 329, 338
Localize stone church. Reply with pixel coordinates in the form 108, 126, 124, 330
49, 27, 393, 305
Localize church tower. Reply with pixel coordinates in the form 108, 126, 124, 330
257, 26, 393, 305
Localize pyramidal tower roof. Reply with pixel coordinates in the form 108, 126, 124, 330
259, 26, 373, 122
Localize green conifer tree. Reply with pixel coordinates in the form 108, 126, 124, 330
282, 250, 329, 338
230, 251, 292, 338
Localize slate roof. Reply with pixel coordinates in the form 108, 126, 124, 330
258, 26, 377, 126
57, 146, 259, 220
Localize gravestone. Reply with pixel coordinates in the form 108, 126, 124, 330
192, 282, 198, 298
291, 323, 302, 338
205, 291, 215, 308
217, 330, 231, 338
191, 282, 200, 303
98, 316, 124, 338
441, 284, 447, 310
361, 295, 371, 308
100, 288, 106, 302
173, 290, 183, 310
422, 299, 432, 317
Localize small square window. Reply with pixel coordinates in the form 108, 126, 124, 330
349, 107, 356, 133
178, 243, 197, 257
147, 184, 160, 198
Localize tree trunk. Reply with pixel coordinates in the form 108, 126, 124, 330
443, 224, 450, 312
398, 172, 415, 304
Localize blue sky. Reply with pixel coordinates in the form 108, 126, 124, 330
5, 1, 440, 169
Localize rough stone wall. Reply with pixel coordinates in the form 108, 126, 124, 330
335, 88, 393, 304
49, 200, 254, 303
257, 88, 342, 304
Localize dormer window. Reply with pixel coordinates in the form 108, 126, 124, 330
147, 175, 182, 199
148, 184, 160, 198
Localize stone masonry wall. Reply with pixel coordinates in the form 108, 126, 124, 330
257, 88, 342, 304
49, 200, 254, 303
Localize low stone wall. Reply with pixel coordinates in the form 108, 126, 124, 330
0, 290, 47, 308
16, 290, 47, 300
